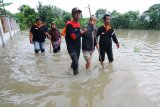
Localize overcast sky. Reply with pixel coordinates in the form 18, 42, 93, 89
4, 0, 160, 17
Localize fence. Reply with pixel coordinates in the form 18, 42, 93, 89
0, 16, 20, 46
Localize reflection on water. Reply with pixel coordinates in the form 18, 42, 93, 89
0, 30, 160, 107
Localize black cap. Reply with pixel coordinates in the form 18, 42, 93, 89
71, 7, 82, 15
103, 14, 110, 20
35, 18, 42, 22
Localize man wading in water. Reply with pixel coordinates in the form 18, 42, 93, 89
82, 15, 98, 69
65, 7, 86, 75
29, 18, 50, 54
96, 14, 120, 63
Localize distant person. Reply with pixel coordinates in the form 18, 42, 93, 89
65, 7, 82, 75
82, 15, 98, 69
49, 22, 61, 53
29, 18, 50, 54
96, 14, 119, 63
43, 22, 49, 36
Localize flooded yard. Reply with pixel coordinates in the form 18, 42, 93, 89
0, 29, 160, 107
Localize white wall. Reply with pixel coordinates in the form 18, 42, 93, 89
0, 16, 20, 46
0, 20, 5, 46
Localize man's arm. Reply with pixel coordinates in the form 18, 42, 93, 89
111, 28, 119, 48
29, 32, 33, 44
96, 27, 101, 43
29, 26, 34, 44
81, 28, 87, 36
66, 24, 77, 40
45, 32, 51, 39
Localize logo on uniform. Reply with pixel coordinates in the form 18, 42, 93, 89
74, 29, 78, 31
101, 32, 105, 35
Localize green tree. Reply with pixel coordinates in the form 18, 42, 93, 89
15, 5, 36, 30
15, 13, 27, 30
37, 2, 70, 28
141, 4, 160, 29
110, 10, 120, 28
79, 18, 88, 28
95, 8, 107, 19
18, 5, 37, 26
0, 3, 12, 8
62, 11, 71, 23
126, 11, 140, 29
0, 2, 12, 16
110, 11, 140, 29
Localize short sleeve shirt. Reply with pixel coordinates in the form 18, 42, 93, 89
30, 25, 47, 42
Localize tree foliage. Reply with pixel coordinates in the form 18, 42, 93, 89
15, 5, 37, 30
0, 3, 12, 7
95, 8, 107, 19
37, 2, 71, 28
14, 3, 160, 30
0, 2, 13, 16
94, 4, 160, 29
141, 4, 160, 29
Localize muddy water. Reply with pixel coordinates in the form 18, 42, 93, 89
0, 30, 160, 107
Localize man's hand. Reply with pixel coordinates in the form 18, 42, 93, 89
116, 43, 120, 48
48, 34, 51, 40
29, 32, 33, 44
45, 32, 51, 39
83, 28, 88, 32
30, 39, 33, 44
71, 33, 76, 40
96, 44, 99, 50
81, 28, 88, 35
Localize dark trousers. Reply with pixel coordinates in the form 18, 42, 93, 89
69, 52, 80, 71
99, 47, 113, 62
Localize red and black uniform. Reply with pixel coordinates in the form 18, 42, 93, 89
65, 20, 81, 72
65, 20, 81, 53
96, 26, 119, 62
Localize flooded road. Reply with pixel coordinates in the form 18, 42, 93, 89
0, 29, 160, 107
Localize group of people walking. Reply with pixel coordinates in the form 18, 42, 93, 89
29, 7, 119, 75
29, 18, 61, 54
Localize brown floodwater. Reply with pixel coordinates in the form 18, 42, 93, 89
0, 29, 160, 107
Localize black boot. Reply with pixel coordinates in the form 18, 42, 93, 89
73, 69, 79, 75
70, 63, 74, 69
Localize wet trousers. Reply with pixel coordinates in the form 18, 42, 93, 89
99, 47, 113, 62
33, 41, 45, 54
69, 52, 80, 74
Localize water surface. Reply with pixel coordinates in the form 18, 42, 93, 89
0, 29, 160, 107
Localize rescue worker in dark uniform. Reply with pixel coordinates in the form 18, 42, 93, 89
96, 14, 120, 63
65, 7, 82, 75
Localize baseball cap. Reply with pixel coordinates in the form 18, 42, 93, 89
71, 7, 82, 15
35, 18, 42, 22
